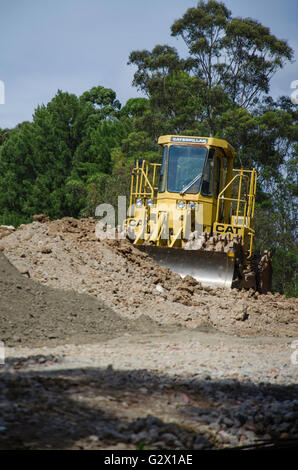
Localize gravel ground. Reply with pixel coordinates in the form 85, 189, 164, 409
1, 330, 297, 450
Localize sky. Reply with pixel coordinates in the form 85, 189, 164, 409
0, 0, 297, 129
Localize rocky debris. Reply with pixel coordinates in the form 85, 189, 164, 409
232, 303, 249, 321
32, 214, 50, 223
5, 354, 62, 369
0, 217, 297, 338
0, 225, 15, 243
185, 231, 236, 254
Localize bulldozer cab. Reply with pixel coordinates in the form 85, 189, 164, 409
157, 136, 235, 232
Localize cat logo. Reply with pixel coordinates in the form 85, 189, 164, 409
129, 218, 148, 227
215, 224, 242, 235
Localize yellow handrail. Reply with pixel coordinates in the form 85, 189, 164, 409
130, 161, 161, 201
216, 173, 249, 222
215, 168, 257, 258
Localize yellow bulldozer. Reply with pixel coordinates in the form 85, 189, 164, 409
124, 135, 272, 293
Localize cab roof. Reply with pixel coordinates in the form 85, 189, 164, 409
158, 135, 235, 158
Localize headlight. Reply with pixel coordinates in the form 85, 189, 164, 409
147, 199, 154, 207
177, 200, 186, 209
189, 202, 196, 210
136, 198, 143, 208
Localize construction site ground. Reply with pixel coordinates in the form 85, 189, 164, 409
0, 217, 297, 450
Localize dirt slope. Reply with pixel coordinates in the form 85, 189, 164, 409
0, 252, 158, 347
0, 217, 297, 341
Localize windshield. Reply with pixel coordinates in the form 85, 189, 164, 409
167, 145, 208, 194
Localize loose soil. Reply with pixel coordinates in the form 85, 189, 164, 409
0, 217, 297, 340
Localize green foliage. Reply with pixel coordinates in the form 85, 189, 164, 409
0, 87, 133, 224
254, 156, 297, 297
0, 128, 10, 146
171, 0, 293, 108
130, 0, 293, 136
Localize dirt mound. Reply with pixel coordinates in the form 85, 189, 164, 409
0, 217, 297, 339
0, 225, 15, 240
0, 252, 158, 347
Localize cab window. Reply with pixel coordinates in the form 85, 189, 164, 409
214, 156, 221, 198
158, 146, 168, 192
167, 145, 207, 194
201, 148, 215, 196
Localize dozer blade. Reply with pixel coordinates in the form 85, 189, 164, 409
136, 246, 234, 289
